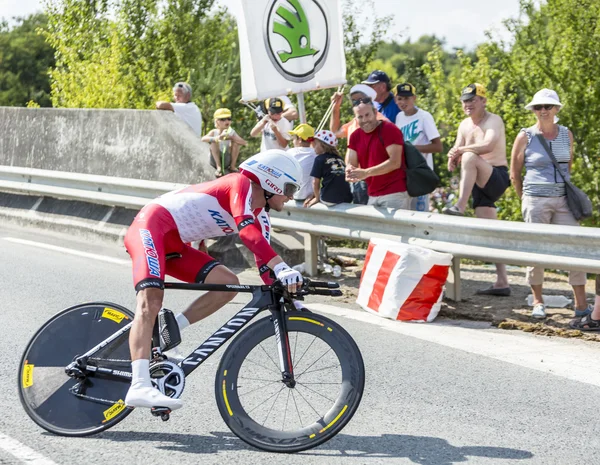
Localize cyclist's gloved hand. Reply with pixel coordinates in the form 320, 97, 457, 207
273, 262, 303, 293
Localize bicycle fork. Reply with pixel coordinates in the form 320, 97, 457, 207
270, 305, 295, 388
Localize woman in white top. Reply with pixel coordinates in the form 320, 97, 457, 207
510, 89, 592, 320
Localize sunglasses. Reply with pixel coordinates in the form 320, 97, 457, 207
283, 183, 299, 197
352, 97, 372, 107
218, 118, 232, 121
533, 104, 555, 111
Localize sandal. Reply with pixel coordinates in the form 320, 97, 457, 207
442, 205, 464, 216
569, 314, 600, 331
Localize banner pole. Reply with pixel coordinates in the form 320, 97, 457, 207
297, 92, 307, 123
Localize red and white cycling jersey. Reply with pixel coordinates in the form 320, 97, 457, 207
124, 173, 276, 291
150, 173, 270, 244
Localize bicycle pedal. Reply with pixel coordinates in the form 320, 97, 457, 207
151, 406, 171, 421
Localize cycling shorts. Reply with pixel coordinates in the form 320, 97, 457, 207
124, 203, 220, 292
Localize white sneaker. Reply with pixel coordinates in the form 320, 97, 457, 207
125, 383, 183, 410
531, 303, 546, 319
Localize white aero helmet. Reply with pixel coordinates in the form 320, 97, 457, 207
239, 149, 302, 198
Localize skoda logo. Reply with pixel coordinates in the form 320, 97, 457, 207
263, 0, 329, 83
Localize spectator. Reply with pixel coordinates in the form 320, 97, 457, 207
305, 130, 352, 207
257, 95, 299, 122
394, 82, 443, 211
280, 95, 299, 122
362, 70, 401, 122
201, 108, 247, 177
345, 100, 408, 209
250, 97, 292, 151
443, 83, 511, 296
570, 276, 600, 330
329, 84, 387, 140
156, 82, 202, 136
287, 123, 317, 202
330, 84, 388, 205
511, 88, 592, 319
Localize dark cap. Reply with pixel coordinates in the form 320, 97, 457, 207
265, 97, 284, 114
362, 70, 391, 85
460, 83, 486, 101
396, 83, 416, 97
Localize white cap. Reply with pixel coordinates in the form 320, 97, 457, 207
349, 84, 376, 100
314, 130, 338, 147
525, 88, 562, 110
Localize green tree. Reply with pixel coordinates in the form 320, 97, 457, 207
420, 0, 600, 223
0, 13, 55, 107
301, 0, 391, 148
45, 0, 237, 112
42, 0, 392, 159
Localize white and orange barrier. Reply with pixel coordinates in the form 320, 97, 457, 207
356, 238, 452, 322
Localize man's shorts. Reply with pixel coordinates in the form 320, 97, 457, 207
472, 166, 510, 209
124, 203, 220, 292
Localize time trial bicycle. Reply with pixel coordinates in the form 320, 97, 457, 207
18, 278, 365, 453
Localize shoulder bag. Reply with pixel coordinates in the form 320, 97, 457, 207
536, 133, 592, 220
377, 124, 440, 197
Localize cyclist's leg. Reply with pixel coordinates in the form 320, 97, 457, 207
165, 244, 240, 325
123, 205, 183, 410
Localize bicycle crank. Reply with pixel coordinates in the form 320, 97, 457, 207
149, 360, 185, 400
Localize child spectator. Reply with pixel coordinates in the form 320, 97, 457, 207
202, 108, 247, 177
304, 130, 352, 207
287, 123, 317, 202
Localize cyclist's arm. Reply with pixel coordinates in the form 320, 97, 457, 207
234, 217, 279, 284
228, 177, 293, 284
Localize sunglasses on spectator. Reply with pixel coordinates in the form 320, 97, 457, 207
218, 118, 232, 121
533, 104, 555, 111
352, 97, 372, 107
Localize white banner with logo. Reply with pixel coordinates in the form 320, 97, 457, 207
234, 0, 346, 101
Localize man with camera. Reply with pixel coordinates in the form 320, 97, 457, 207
250, 97, 292, 151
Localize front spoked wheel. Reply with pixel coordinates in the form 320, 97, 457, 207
18, 302, 135, 436
215, 311, 364, 453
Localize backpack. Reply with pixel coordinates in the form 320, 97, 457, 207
377, 125, 440, 197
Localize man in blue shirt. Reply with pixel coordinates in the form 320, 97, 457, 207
362, 70, 400, 122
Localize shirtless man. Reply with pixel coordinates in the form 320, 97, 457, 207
443, 83, 511, 296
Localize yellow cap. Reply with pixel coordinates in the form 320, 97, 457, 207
460, 83, 486, 101
288, 123, 315, 140
214, 108, 232, 119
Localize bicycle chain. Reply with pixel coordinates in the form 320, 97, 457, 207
89, 357, 131, 364
71, 390, 123, 407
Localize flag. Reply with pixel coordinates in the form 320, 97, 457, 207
234, 0, 346, 101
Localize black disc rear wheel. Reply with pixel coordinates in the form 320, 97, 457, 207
18, 302, 135, 436
215, 311, 364, 453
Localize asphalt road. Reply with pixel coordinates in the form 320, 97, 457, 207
0, 223, 599, 465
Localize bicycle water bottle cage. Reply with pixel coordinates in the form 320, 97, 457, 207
152, 308, 181, 352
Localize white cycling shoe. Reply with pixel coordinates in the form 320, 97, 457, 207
125, 383, 183, 411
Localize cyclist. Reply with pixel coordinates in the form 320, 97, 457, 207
123, 149, 303, 410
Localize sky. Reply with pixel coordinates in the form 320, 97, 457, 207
0, 0, 523, 49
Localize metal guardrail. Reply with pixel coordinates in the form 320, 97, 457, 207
2, 165, 600, 300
